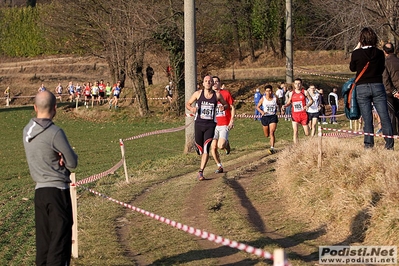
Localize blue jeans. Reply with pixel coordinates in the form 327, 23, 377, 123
330, 105, 337, 122
356, 83, 394, 149
285, 105, 292, 118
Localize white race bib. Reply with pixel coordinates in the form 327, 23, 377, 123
200, 103, 214, 120
293, 101, 304, 112
215, 103, 225, 117
264, 104, 276, 114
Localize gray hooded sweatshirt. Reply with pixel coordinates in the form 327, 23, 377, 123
23, 118, 78, 189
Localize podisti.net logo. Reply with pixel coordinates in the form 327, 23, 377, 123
319, 246, 397, 264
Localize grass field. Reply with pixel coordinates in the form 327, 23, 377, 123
3, 54, 398, 265
0, 101, 297, 265
3, 96, 397, 265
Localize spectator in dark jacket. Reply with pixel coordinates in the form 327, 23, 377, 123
382, 42, 399, 135
350, 27, 393, 149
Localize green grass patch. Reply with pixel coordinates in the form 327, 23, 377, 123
0, 103, 302, 265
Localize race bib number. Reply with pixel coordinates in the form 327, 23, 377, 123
293, 101, 304, 112
215, 103, 225, 117
264, 104, 276, 115
200, 103, 214, 120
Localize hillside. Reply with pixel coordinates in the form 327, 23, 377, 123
0, 50, 351, 108
2, 51, 398, 266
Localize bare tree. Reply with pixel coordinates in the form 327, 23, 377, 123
308, 0, 399, 52
44, 0, 154, 115
152, 0, 186, 115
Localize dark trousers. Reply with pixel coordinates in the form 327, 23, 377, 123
387, 93, 399, 135
147, 76, 153, 85
35, 187, 73, 266
330, 105, 337, 122
318, 106, 326, 122
357, 83, 394, 149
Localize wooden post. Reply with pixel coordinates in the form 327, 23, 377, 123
75, 96, 79, 110
70, 173, 78, 258
119, 139, 129, 183
318, 126, 322, 168
273, 248, 287, 266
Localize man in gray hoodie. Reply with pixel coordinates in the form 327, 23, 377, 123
23, 90, 78, 266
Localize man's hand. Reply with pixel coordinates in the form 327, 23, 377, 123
58, 153, 64, 166
394, 92, 399, 99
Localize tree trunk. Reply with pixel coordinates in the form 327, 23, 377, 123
169, 49, 185, 115
279, 16, 285, 59
231, 8, 243, 61
127, 46, 149, 116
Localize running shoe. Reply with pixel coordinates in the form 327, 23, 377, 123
215, 167, 223, 173
197, 171, 206, 181
268, 148, 276, 155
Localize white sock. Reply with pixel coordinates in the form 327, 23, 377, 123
217, 163, 222, 167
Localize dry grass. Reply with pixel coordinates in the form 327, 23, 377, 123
275, 136, 399, 246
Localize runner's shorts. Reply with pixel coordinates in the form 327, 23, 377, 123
261, 114, 278, 126
213, 125, 229, 140
292, 112, 308, 125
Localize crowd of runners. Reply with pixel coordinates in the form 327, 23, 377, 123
38, 80, 123, 109
186, 75, 344, 181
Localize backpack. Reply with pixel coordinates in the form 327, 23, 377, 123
341, 78, 361, 120
341, 62, 369, 120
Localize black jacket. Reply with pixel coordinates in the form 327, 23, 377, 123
383, 53, 399, 94
350, 47, 385, 85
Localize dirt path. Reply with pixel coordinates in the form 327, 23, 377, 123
181, 152, 274, 265
115, 149, 322, 265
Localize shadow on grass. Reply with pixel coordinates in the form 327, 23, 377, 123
0, 105, 33, 112
221, 167, 327, 264
228, 178, 266, 233
336, 191, 382, 245
151, 238, 274, 265
0, 102, 77, 113
149, 178, 327, 265
151, 228, 328, 265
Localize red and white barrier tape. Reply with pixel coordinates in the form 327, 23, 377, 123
294, 67, 348, 81
186, 113, 345, 119
235, 99, 254, 103
321, 127, 399, 139
75, 124, 192, 185
75, 158, 124, 186
79, 186, 275, 261
148, 97, 168, 100
123, 124, 190, 142
322, 132, 357, 138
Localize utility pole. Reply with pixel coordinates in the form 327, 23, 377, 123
184, 0, 197, 153
286, 0, 293, 84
